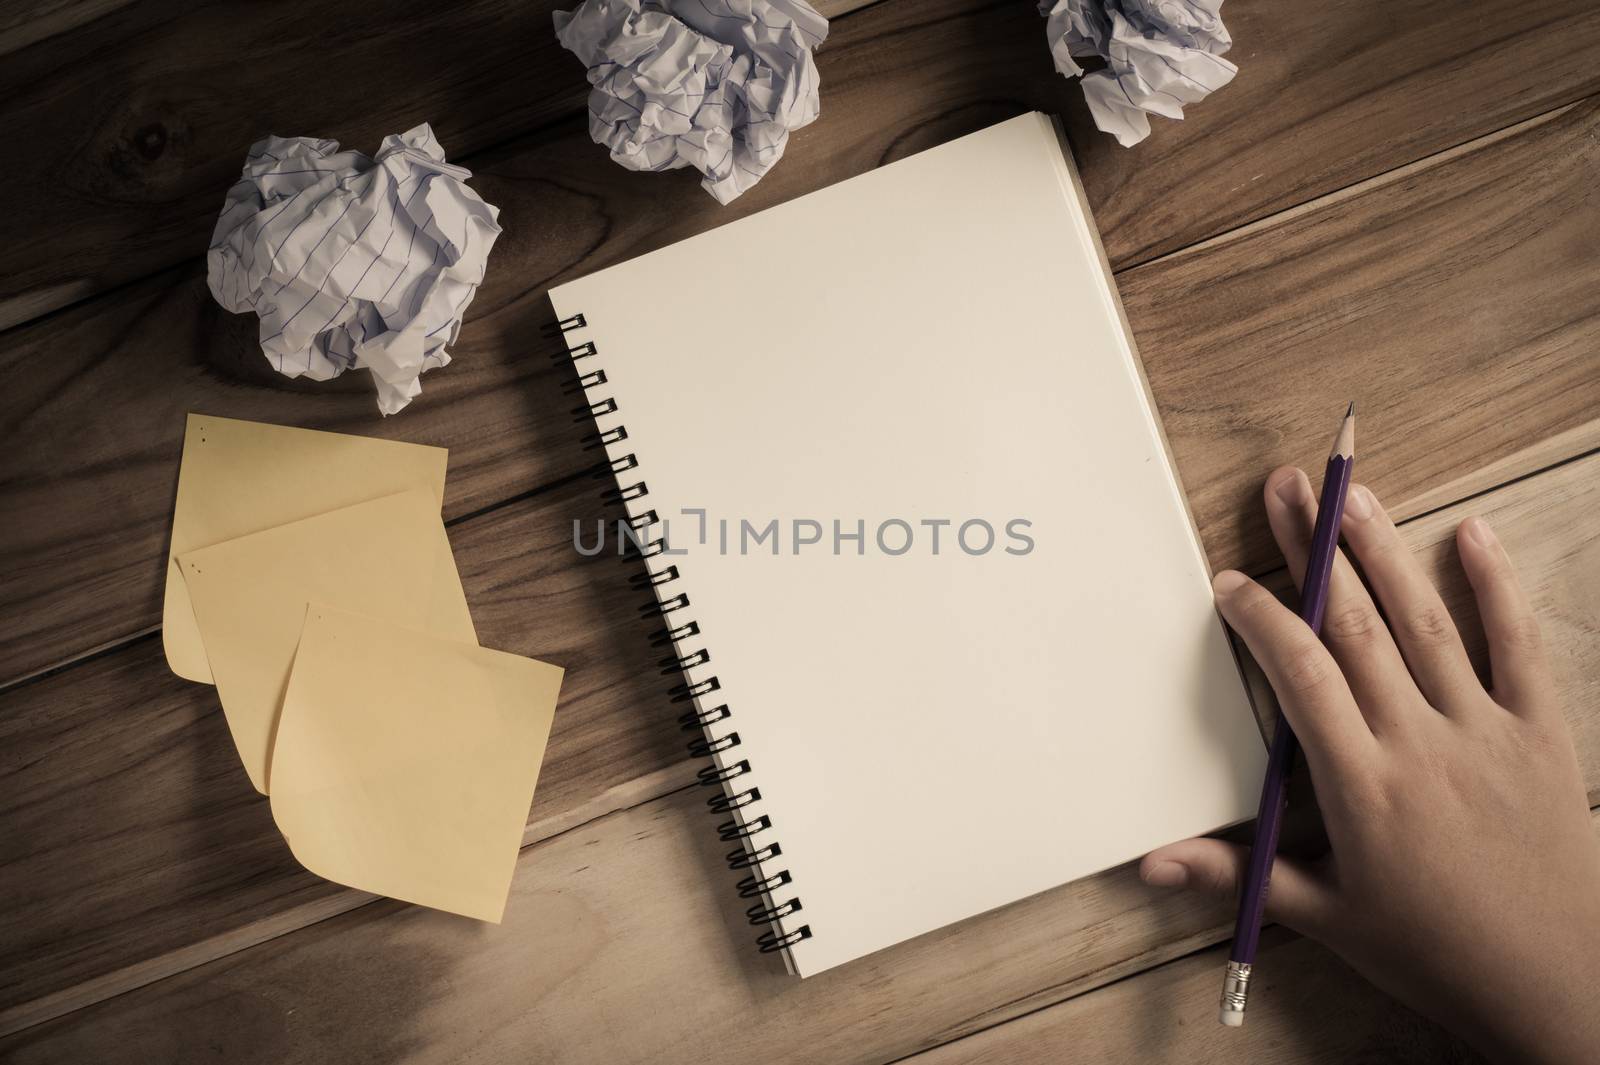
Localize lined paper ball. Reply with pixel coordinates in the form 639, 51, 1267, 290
205, 126, 501, 415
555, 0, 828, 204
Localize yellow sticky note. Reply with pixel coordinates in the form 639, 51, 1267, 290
164, 413, 448, 684
179, 490, 475, 794
272, 605, 563, 923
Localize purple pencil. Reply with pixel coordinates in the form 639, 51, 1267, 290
1219, 403, 1355, 1027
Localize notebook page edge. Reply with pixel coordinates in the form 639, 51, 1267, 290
1036, 114, 1267, 749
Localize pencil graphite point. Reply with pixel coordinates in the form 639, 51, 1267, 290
1331, 402, 1356, 460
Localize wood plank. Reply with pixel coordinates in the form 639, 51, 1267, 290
8, 0, 1600, 330
906, 921, 1529, 1063
0, 0, 568, 330
909, 820, 1600, 1065
3, 447, 1595, 1046
8, 12, 1600, 692
3, 0, 1587, 1055
2, 754, 1590, 1065
1067, 0, 1600, 269
0, 261, 590, 688
0, 0, 875, 329
0, 0, 958, 690
0, 0, 138, 58
0, 476, 688, 1031
1123, 98, 1600, 580
0, 776, 1259, 1063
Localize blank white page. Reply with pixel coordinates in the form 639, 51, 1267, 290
550, 113, 1265, 978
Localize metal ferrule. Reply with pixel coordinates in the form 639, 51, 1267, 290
1218, 961, 1252, 1024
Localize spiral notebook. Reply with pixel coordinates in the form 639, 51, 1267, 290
549, 112, 1266, 978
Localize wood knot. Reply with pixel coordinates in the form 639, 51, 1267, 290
133, 122, 168, 161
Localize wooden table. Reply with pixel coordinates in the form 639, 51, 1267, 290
2, 1, 1598, 1061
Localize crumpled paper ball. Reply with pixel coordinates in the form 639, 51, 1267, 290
554, 0, 828, 204
205, 125, 501, 415
1039, 0, 1236, 147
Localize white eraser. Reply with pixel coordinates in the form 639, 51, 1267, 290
1218, 1008, 1245, 1028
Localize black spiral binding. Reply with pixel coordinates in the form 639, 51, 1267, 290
551, 310, 813, 958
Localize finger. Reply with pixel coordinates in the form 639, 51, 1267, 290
1263, 467, 1415, 733
1456, 517, 1556, 716
1213, 570, 1374, 772
1140, 837, 1334, 939
1339, 484, 1479, 711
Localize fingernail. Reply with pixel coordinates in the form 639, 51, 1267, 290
1213, 570, 1249, 595
1344, 483, 1374, 521
1463, 516, 1497, 548
1271, 469, 1308, 507
1143, 861, 1188, 888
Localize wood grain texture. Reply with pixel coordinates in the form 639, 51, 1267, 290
8, 0, 1600, 329
0, 0, 1075, 691
1067, 0, 1600, 268
0, 0, 566, 330
3, 446, 1595, 1050
7, 3, 1600, 691
0, 778, 1261, 1065
1123, 98, 1600, 580
0, 477, 686, 1031
0, 0, 874, 329
0, 0, 138, 58
907, 917, 1579, 1064
4, 1, 1598, 1054
0, 262, 592, 688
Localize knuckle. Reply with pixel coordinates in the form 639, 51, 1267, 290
1228, 585, 1286, 635
1499, 616, 1545, 656
1397, 605, 1454, 648
1230, 581, 1276, 617
1323, 604, 1382, 646
1281, 643, 1332, 696
1200, 862, 1235, 896
1350, 521, 1396, 558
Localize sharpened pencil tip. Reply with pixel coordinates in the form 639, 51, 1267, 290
1331, 402, 1356, 459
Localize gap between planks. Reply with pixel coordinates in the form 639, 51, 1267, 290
892, 811, 1600, 1065
0, 0, 884, 341
0, 765, 693, 1037
8, 440, 1596, 1040
0, 465, 602, 698
1119, 100, 1584, 280
5, 18, 1594, 1039
5, 79, 1595, 1037
8, 86, 1589, 695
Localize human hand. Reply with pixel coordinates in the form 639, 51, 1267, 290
1140, 467, 1600, 1065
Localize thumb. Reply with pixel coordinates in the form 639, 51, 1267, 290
1139, 837, 1335, 940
